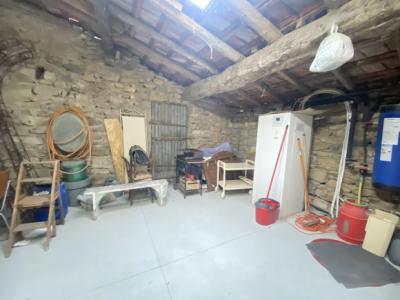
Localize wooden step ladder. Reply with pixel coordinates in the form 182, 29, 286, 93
4, 160, 65, 257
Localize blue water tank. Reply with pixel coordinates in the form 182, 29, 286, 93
373, 104, 400, 191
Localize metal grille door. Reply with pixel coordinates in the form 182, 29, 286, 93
151, 102, 188, 180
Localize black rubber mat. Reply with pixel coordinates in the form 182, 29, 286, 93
307, 238, 400, 288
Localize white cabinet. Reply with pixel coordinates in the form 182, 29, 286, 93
252, 112, 313, 218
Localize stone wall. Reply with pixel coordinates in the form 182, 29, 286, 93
231, 107, 400, 212
228, 119, 258, 159
0, 1, 231, 185
187, 104, 232, 149
309, 110, 399, 212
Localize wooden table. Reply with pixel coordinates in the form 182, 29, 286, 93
215, 160, 254, 198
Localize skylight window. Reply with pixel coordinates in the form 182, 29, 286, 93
189, 0, 212, 10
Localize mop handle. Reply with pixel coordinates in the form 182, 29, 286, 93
297, 138, 311, 213
266, 125, 289, 198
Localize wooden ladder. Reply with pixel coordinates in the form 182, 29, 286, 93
4, 160, 64, 257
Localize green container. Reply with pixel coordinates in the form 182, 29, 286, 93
61, 160, 88, 182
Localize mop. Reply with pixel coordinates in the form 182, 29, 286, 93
256, 125, 288, 215
265, 125, 289, 201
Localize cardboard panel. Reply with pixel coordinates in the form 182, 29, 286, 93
104, 119, 125, 183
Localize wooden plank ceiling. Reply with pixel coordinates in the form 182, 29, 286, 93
26, 0, 400, 110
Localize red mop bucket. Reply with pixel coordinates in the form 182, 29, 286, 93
256, 198, 280, 225
255, 125, 288, 226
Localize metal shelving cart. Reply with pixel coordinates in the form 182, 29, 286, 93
215, 160, 254, 198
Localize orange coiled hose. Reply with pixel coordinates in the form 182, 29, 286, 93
47, 106, 92, 161
293, 136, 335, 233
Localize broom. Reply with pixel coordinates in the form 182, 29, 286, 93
295, 137, 334, 231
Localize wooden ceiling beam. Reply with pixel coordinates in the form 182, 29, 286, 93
332, 69, 355, 91
87, 0, 114, 54
212, 95, 241, 109
351, 50, 397, 66
145, 0, 245, 62
279, 2, 326, 34
183, 0, 400, 101
230, 0, 283, 43
113, 35, 201, 82
277, 71, 311, 94
109, 4, 219, 75
235, 89, 262, 107
255, 82, 282, 103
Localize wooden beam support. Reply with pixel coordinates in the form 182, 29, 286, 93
212, 95, 241, 109
183, 0, 400, 101
109, 4, 219, 75
255, 82, 282, 103
332, 69, 355, 91
113, 35, 201, 82
236, 90, 262, 107
87, 0, 114, 54
277, 71, 311, 94
280, 2, 326, 34
145, 0, 245, 62
230, 0, 282, 43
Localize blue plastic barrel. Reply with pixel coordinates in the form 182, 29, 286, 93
372, 104, 400, 191
33, 182, 68, 221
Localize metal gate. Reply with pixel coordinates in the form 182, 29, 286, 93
151, 102, 188, 180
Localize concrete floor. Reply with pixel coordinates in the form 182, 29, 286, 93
0, 187, 399, 300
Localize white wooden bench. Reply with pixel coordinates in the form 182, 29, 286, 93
82, 179, 168, 219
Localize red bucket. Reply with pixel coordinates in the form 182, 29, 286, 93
255, 198, 280, 226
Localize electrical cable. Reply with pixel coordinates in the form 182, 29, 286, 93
331, 101, 351, 218
300, 88, 351, 218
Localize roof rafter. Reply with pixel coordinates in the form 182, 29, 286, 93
109, 3, 219, 75
87, 0, 114, 54
113, 35, 201, 82
230, 0, 283, 43
332, 69, 355, 91
277, 71, 311, 94
145, 0, 245, 62
183, 0, 400, 100
255, 81, 282, 103
235, 89, 262, 107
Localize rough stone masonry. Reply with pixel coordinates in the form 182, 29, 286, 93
230, 110, 399, 212
0, 1, 397, 213
0, 1, 233, 185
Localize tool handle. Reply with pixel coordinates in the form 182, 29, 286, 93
266, 125, 289, 198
